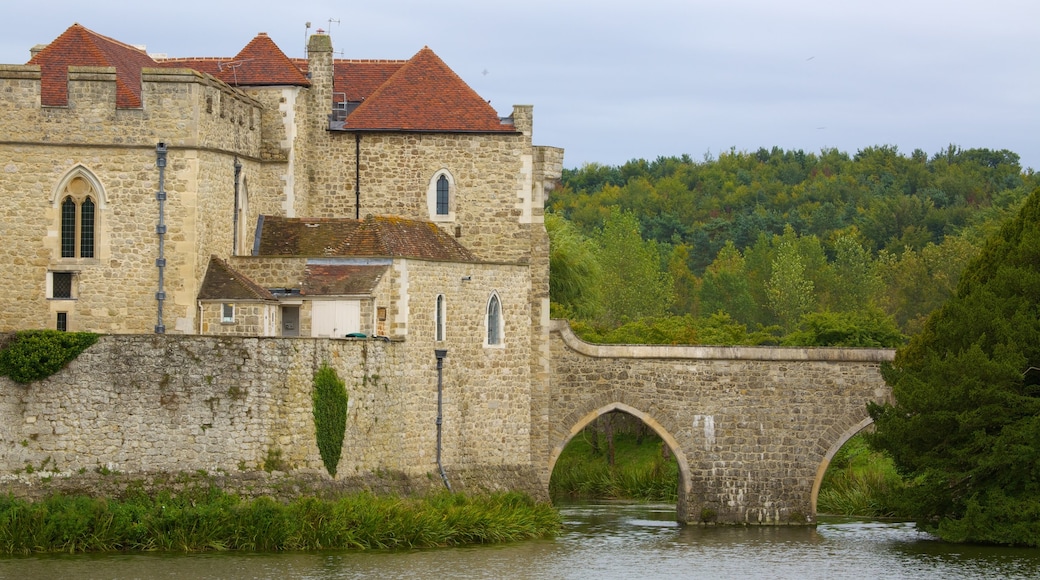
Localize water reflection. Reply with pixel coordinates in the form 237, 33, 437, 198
2, 501, 1038, 579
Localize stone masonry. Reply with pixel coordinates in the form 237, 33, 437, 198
545, 320, 895, 525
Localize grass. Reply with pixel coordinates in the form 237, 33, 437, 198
816, 433, 906, 518
550, 428, 678, 502
0, 487, 560, 554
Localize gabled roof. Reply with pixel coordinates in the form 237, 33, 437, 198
302, 264, 388, 296
255, 215, 477, 262
198, 255, 278, 301
159, 33, 309, 87
28, 23, 158, 108
341, 47, 514, 132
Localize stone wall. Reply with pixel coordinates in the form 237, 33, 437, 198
0, 333, 543, 499
545, 320, 894, 524
0, 65, 264, 335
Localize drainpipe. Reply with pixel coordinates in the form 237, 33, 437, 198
434, 349, 452, 491
355, 134, 361, 219
232, 157, 242, 255
154, 142, 168, 334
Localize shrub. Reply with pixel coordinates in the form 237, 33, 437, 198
0, 330, 98, 384
312, 363, 348, 476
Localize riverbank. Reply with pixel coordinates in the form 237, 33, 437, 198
0, 487, 560, 554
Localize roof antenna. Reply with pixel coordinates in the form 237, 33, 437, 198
304, 21, 311, 56
327, 18, 344, 56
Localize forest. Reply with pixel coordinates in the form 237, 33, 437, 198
546, 144, 1038, 346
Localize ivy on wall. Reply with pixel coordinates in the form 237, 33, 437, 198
0, 330, 99, 384
312, 363, 348, 476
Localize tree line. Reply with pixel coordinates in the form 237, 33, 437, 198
547, 145, 1038, 346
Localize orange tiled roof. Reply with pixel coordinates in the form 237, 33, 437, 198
29, 25, 514, 132
28, 23, 158, 108
198, 255, 278, 301
342, 47, 513, 132
255, 215, 476, 262
159, 33, 309, 87
302, 264, 388, 296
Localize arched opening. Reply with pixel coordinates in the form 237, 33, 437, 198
549, 402, 691, 522
811, 417, 903, 518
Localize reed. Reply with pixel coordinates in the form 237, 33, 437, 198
816, 434, 905, 517
0, 488, 559, 555
550, 431, 678, 502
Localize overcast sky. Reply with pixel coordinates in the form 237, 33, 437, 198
3, 1, 1038, 171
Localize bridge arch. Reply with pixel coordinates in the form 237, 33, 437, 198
810, 416, 874, 516
548, 401, 693, 522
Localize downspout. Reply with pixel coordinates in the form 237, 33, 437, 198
232, 157, 242, 255
355, 133, 361, 219
434, 349, 452, 491
154, 142, 168, 334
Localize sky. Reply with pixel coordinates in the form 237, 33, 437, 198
3, 0, 1039, 171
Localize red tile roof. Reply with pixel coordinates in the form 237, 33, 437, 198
342, 47, 513, 132
302, 264, 388, 296
198, 255, 278, 301
29, 25, 514, 132
161, 33, 309, 87
255, 215, 476, 262
28, 23, 158, 108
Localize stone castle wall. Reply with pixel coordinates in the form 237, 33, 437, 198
0, 334, 541, 498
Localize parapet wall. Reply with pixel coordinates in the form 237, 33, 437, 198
0, 65, 262, 157
0, 335, 542, 499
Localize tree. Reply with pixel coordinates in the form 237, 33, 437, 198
866, 186, 1040, 546
766, 230, 816, 331
546, 213, 602, 319
595, 208, 674, 325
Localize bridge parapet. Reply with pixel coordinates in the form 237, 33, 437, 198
545, 320, 894, 525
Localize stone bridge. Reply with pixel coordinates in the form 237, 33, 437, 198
545, 320, 894, 525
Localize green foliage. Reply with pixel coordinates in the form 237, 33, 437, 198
312, 364, 348, 477
0, 488, 559, 554
550, 429, 678, 502
866, 186, 1040, 546
595, 208, 674, 325
546, 212, 602, 319
782, 309, 904, 347
548, 145, 1036, 343
817, 434, 905, 517
0, 330, 98, 384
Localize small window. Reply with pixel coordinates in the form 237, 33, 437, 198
52, 272, 73, 299
435, 294, 445, 341
56, 312, 68, 331
427, 170, 455, 221
486, 294, 502, 346
436, 175, 450, 215
221, 303, 235, 323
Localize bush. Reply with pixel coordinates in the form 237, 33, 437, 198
312, 363, 348, 476
0, 330, 98, 383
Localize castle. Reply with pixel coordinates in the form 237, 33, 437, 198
0, 23, 561, 342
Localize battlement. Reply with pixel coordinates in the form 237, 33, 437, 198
0, 64, 263, 156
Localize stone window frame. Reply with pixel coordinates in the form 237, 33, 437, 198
426, 169, 456, 222
47, 271, 76, 300
52, 165, 106, 263
221, 303, 235, 324
484, 292, 504, 348
435, 294, 446, 342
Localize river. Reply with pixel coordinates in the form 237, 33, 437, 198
2, 501, 1038, 579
